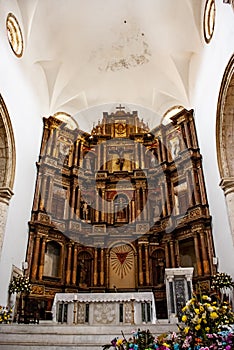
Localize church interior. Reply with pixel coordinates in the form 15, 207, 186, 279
0, 0, 234, 325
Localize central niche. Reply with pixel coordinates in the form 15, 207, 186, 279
109, 243, 135, 289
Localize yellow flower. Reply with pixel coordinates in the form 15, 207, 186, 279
194, 308, 200, 314
202, 312, 206, 319
182, 306, 188, 312
210, 312, 218, 319
199, 306, 204, 312
182, 315, 187, 322
205, 327, 210, 332
116, 339, 123, 346
195, 324, 201, 330
184, 327, 190, 334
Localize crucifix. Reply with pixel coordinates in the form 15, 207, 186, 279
109, 148, 133, 171
116, 104, 125, 112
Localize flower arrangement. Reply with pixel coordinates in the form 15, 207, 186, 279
211, 273, 234, 291
0, 306, 12, 324
8, 275, 31, 294
103, 294, 234, 350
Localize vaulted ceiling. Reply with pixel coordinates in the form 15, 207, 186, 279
7, 0, 205, 129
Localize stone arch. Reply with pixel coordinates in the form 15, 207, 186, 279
0, 94, 16, 254
216, 54, 234, 244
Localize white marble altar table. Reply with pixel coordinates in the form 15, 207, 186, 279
52, 292, 156, 325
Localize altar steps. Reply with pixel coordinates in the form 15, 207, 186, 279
0, 322, 178, 350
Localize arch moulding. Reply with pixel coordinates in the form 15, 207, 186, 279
0, 94, 16, 254
216, 55, 234, 244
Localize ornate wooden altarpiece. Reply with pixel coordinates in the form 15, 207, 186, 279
24, 106, 216, 320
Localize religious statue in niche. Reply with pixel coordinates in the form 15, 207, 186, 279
81, 201, 90, 221
169, 136, 180, 158
149, 150, 157, 168
77, 260, 88, 287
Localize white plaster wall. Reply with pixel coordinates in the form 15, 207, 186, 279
0, 4, 44, 305
191, 2, 234, 277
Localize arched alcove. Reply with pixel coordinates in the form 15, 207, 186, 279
216, 54, 234, 244
0, 94, 16, 254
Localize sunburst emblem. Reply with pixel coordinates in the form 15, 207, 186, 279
110, 244, 134, 278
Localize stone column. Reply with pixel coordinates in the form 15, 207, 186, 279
0, 187, 13, 255
138, 244, 144, 285
144, 244, 150, 285
193, 234, 202, 276
66, 244, 72, 285
38, 237, 46, 280
72, 245, 78, 285
100, 248, 104, 286
31, 235, 41, 279
131, 200, 135, 222
93, 248, 98, 286
220, 177, 234, 245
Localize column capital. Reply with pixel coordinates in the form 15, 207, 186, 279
0, 187, 14, 204
220, 177, 234, 195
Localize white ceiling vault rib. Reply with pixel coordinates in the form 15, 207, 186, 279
13, 0, 205, 118
35, 60, 62, 113
16, 0, 39, 44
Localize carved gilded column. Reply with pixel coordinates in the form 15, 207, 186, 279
160, 183, 167, 217
31, 235, 41, 279
142, 188, 147, 221
191, 169, 200, 205
32, 173, 42, 211
100, 248, 104, 286
165, 179, 171, 215
197, 166, 207, 205
66, 244, 72, 285
184, 121, 192, 149
193, 234, 202, 276
136, 189, 140, 220
72, 245, 78, 285
144, 244, 150, 285
38, 237, 46, 280
138, 244, 144, 285
101, 190, 105, 222
200, 231, 210, 275
77, 187, 81, 218
189, 118, 198, 149
70, 185, 76, 220
47, 175, 54, 213
131, 200, 135, 222
103, 144, 106, 170
169, 240, 176, 268
74, 140, 79, 167
25, 231, 35, 278
52, 128, 58, 158
164, 242, 170, 268
140, 144, 145, 168
134, 142, 139, 168
93, 248, 98, 286
39, 175, 47, 210
46, 128, 54, 156
59, 244, 65, 280
95, 190, 99, 222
